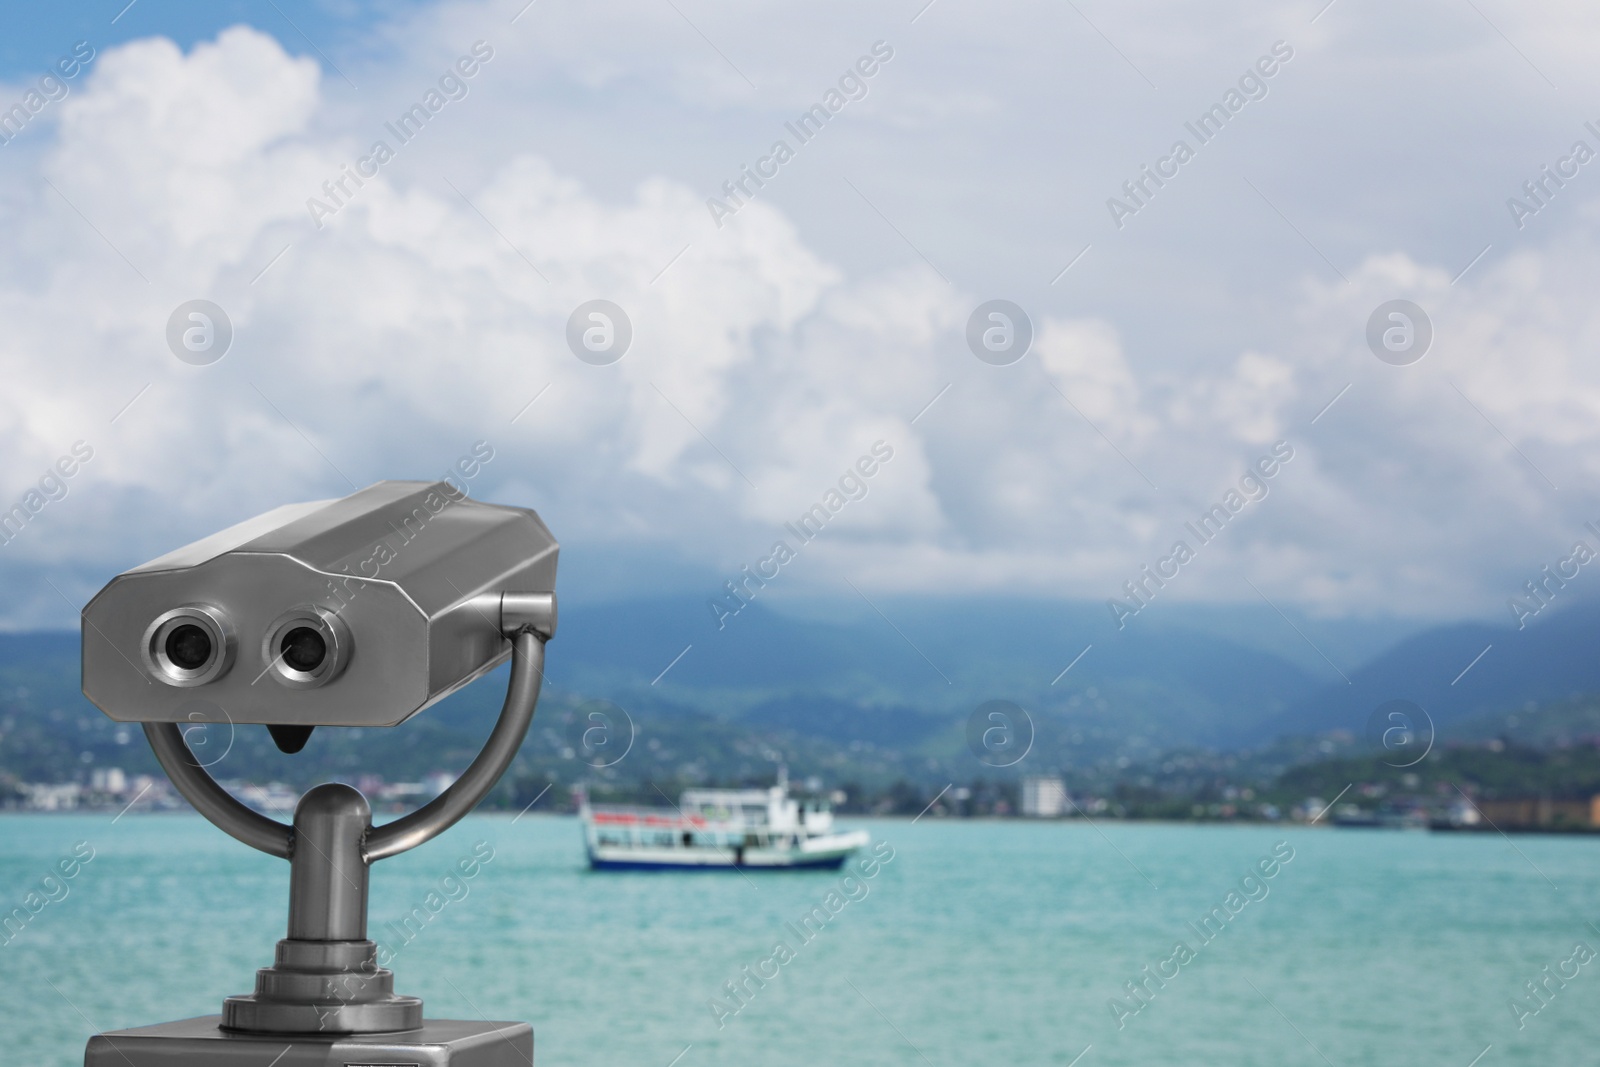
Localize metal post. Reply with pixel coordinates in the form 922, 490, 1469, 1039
222, 782, 419, 1035
287, 784, 370, 941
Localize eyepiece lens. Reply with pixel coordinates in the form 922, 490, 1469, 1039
165, 624, 214, 671
280, 626, 327, 672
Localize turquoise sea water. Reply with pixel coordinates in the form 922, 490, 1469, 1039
3, 813, 1599, 1066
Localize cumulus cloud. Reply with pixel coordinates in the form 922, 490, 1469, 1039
2, 10, 1600, 629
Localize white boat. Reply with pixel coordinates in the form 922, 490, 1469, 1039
578, 774, 869, 871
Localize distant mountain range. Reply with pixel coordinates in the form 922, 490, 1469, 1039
1264, 600, 1600, 742
2, 595, 1596, 791
549, 594, 1600, 751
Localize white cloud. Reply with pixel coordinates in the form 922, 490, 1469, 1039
1036, 317, 1153, 441
4, 8, 1600, 630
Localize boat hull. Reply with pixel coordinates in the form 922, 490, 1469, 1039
586, 830, 869, 872
588, 852, 851, 871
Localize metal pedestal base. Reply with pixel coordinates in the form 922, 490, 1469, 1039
222, 938, 423, 1034
84, 1015, 533, 1066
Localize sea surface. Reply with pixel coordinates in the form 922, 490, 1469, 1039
3, 813, 1599, 1066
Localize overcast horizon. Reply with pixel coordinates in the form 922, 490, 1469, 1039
3, 0, 1600, 634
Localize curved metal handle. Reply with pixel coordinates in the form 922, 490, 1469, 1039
366, 631, 546, 862
142, 629, 548, 865
143, 721, 294, 859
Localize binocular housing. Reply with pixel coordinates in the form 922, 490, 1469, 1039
79, 480, 557, 1062
82, 480, 557, 729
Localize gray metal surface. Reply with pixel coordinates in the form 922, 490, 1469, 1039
367, 633, 545, 861
142, 719, 294, 858
288, 785, 371, 941
85, 1016, 534, 1066
143, 633, 545, 1032
82, 480, 558, 727
136, 630, 546, 862
216, 783, 424, 1034
78, 481, 556, 1054
499, 592, 558, 639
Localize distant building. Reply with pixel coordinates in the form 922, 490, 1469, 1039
90, 767, 126, 793
1021, 776, 1068, 818
224, 781, 301, 817
24, 783, 82, 811
1472, 795, 1600, 830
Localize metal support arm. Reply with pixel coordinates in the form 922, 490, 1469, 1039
366, 632, 545, 860
142, 626, 549, 1036
143, 722, 294, 859
141, 629, 548, 865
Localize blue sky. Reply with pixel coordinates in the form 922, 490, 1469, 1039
0, 1, 420, 79
2, 0, 1598, 633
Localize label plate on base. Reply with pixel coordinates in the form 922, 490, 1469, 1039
84, 1015, 532, 1067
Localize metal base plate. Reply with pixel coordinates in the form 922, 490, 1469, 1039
84, 1015, 532, 1066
